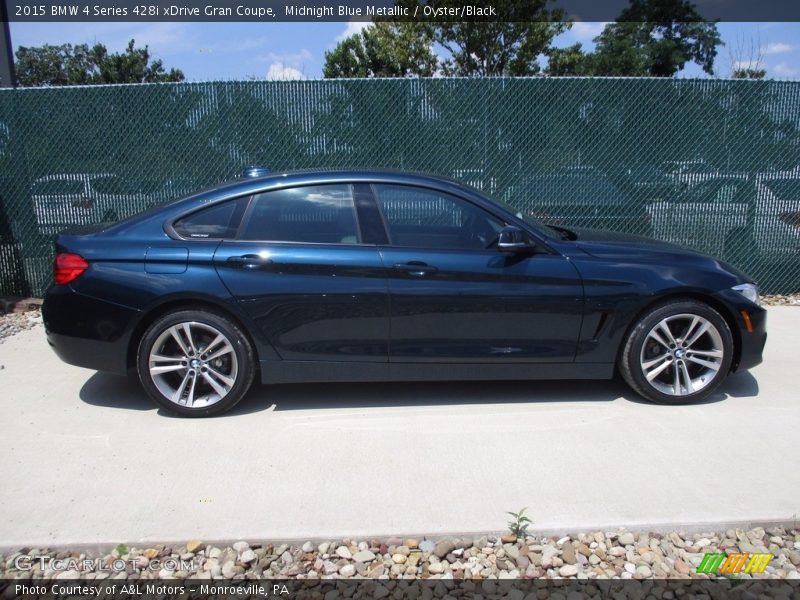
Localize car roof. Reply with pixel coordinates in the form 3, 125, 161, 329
184, 168, 488, 206
107, 168, 502, 234
233, 168, 469, 189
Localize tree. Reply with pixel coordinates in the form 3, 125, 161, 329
14, 39, 184, 86
323, 22, 437, 78
543, 0, 722, 77
727, 34, 766, 79
91, 39, 185, 84
324, 0, 568, 78
545, 44, 590, 76
323, 35, 370, 78
585, 0, 722, 77
14, 43, 96, 85
433, 0, 568, 76
732, 66, 766, 80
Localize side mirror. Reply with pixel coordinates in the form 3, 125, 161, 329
497, 225, 532, 253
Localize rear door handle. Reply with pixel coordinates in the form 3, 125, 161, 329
226, 254, 272, 269
392, 261, 438, 277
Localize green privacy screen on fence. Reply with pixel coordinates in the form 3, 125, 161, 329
0, 77, 798, 297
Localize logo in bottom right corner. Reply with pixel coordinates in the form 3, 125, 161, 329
696, 552, 773, 574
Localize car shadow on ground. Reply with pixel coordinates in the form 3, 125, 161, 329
78, 370, 759, 417
622, 370, 759, 406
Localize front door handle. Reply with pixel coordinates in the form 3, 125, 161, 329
393, 261, 438, 277
226, 254, 272, 269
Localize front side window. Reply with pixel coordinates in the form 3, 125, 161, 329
372, 184, 505, 250
240, 184, 359, 244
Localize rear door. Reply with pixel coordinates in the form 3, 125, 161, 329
371, 184, 584, 363
212, 183, 389, 363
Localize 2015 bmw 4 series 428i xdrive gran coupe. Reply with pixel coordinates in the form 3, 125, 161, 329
42, 168, 767, 416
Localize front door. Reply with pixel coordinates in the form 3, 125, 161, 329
371, 184, 584, 363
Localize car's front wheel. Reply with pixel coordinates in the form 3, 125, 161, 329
619, 299, 733, 405
137, 309, 255, 416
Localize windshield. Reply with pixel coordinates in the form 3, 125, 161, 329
456, 180, 560, 239
490, 195, 560, 239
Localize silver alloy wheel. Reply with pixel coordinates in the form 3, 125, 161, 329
639, 313, 725, 397
148, 321, 238, 408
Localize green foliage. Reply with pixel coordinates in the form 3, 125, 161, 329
325, 0, 723, 79
14, 43, 97, 85
114, 543, 129, 557
582, 0, 722, 77
546, 44, 591, 76
433, 0, 568, 76
733, 68, 767, 80
543, 0, 722, 77
506, 507, 533, 538
323, 35, 370, 78
324, 23, 437, 78
325, 0, 567, 78
14, 39, 184, 86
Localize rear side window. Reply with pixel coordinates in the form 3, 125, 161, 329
239, 184, 360, 244
173, 197, 248, 239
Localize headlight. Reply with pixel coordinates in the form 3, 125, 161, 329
732, 283, 760, 306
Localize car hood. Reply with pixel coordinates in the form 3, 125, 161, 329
563, 226, 754, 284
568, 226, 706, 259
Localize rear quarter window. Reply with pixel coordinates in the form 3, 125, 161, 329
172, 197, 249, 239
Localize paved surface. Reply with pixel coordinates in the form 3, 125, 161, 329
0, 307, 797, 549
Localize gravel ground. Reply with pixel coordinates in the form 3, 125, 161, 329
3, 528, 799, 580
0, 311, 42, 343
761, 294, 800, 306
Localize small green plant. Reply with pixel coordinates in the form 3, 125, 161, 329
506, 507, 533, 538
115, 543, 129, 557
725, 573, 749, 587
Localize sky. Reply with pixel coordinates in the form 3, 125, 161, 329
8, 20, 800, 80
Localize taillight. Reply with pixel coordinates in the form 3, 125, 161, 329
53, 252, 89, 285
779, 211, 800, 229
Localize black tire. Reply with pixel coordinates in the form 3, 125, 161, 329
619, 299, 734, 405
136, 308, 255, 417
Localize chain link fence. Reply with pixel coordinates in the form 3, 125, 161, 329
1, 77, 798, 297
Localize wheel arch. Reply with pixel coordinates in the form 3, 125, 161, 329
126, 296, 262, 373
617, 290, 742, 373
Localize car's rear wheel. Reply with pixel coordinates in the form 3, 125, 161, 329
619, 299, 733, 405
137, 309, 255, 417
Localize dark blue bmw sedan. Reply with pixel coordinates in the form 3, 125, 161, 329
42, 168, 767, 416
